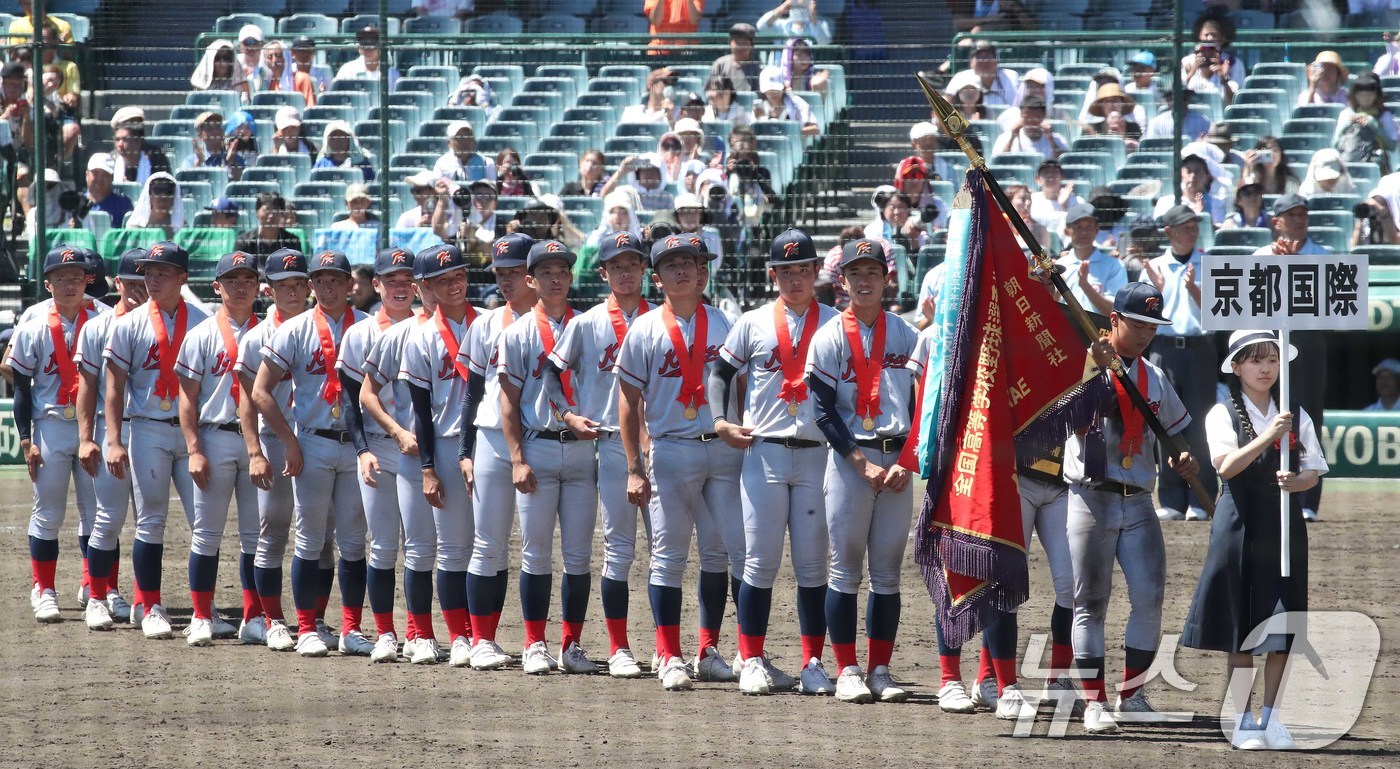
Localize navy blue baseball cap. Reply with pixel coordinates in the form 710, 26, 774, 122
649, 233, 705, 267
768, 228, 820, 266
215, 250, 258, 279
417, 244, 469, 279
75, 247, 108, 299
309, 249, 352, 276
1271, 192, 1309, 216
375, 246, 414, 276
598, 230, 646, 263
264, 248, 308, 281
1113, 282, 1172, 326
43, 244, 88, 276
840, 238, 888, 271
136, 241, 189, 272
116, 247, 146, 280
490, 232, 534, 269
527, 239, 577, 271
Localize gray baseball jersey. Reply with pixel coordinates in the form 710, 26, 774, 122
103, 301, 211, 419
364, 314, 431, 429
497, 305, 576, 432
338, 313, 397, 436
910, 324, 935, 371
235, 314, 294, 435
18, 297, 108, 326
8, 305, 102, 418
615, 303, 733, 439
1062, 357, 1190, 489
719, 300, 838, 440
262, 306, 367, 431
400, 308, 480, 437
805, 311, 921, 439
547, 298, 650, 431
174, 312, 258, 425
461, 305, 521, 431
74, 307, 127, 417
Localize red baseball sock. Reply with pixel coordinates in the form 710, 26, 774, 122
137, 588, 162, 610
443, 608, 469, 643
341, 605, 363, 635
523, 619, 547, 647
295, 608, 318, 637
832, 642, 858, 671
262, 595, 284, 622
410, 612, 437, 640
939, 654, 963, 685
697, 627, 720, 660
372, 612, 396, 637
89, 570, 110, 602
1121, 667, 1147, 700
738, 633, 765, 661
1050, 643, 1073, 680
867, 638, 894, 670
190, 590, 214, 621
32, 559, 57, 592
655, 625, 681, 662
992, 658, 1018, 696
800, 634, 824, 664
978, 646, 994, 684
469, 613, 494, 643
605, 617, 629, 655
561, 620, 584, 651
1083, 677, 1106, 703
242, 590, 262, 623
81, 557, 90, 591
108, 558, 120, 593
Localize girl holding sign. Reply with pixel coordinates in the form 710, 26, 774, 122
1181, 330, 1328, 750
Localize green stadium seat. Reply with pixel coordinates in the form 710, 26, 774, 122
433, 106, 489, 126
341, 14, 401, 35
538, 136, 591, 155
404, 15, 461, 34
552, 120, 607, 149
1356, 244, 1400, 265
251, 91, 306, 111
1213, 227, 1272, 249
241, 167, 298, 190
175, 228, 239, 278
1291, 103, 1343, 122
290, 197, 334, 230
1069, 135, 1126, 167
100, 228, 167, 263
277, 13, 338, 36
1309, 226, 1347, 252
214, 13, 275, 39
575, 92, 629, 114
254, 153, 313, 185
174, 167, 228, 198
1307, 193, 1361, 211
466, 12, 524, 34
1309, 210, 1354, 234
615, 122, 667, 141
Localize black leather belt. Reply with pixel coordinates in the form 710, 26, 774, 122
1088, 479, 1147, 497
212, 422, 242, 435
532, 430, 580, 443
855, 436, 907, 454
760, 436, 823, 449
681, 433, 720, 442
306, 428, 353, 444
135, 416, 179, 426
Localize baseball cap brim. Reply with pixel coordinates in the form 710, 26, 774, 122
601, 245, 646, 262
1116, 310, 1172, 326
308, 263, 352, 276
651, 244, 703, 267
264, 268, 306, 281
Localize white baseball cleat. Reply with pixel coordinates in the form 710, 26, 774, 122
372, 632, 400, 663
77, 583, 90, 606
1115, 689, 1170, 723
739, 657, 773, 695
186, 617, 214, 647
1231, 713, 1267, 750
106, 591, 132, 623
798, 658, 836, 695
937, 680, 977, 713
238, 616, 268, 645
448, 636, 473, 668
210, 609, 239, 639
84, 598, 114, 631
1156, 507, 1185, 521
1083, 701, 1120, 734
560, 641, 599, 674
411, 637, 441, 665
33, 589, 62, 623
608, 648, 643, 678
141, 604, 174, 639
868, 665, 908, 703
730, 650, 744, 678
339, 630, 375, 656
296, 631, 329, 657
1262, 717, 1297, 750
129, 602, 145, 627
1185, 506, 1209, 521
522, 641, 555, 675
970, 677, 998, 709
30, 583, 40, 610
834, 665, 873, 704
695, 646, 738, 682
469, 639, 511, 670
265, 620, 296, 651
996, 683, 1037, 721
315, 620, 337, 649
658, 656, 694, 691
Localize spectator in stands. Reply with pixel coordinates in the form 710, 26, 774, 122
1220, 183, 1269, 230
431, 120, 496, 183
1119, 214, 1161, 280
1255, 192, 1330, 255
1241, 135, 1298, 194
672, 118, 712, 165
289, 36, 332, 95
531, 195, 587, 249
653, 130, 686, 185
1181, 12, 1242, 102
333, 183, 379, 230
1365, 359, 1400, 411
352, 266, 379, 312
1029, 158, 1081, 236
1143, 90, 1211, 141
21, 167, 64, 237
818, 225, 890, 309
336, 26, 400, 91
2, 61, 34, 188
991, 95, 1065, 160
1089, 186, 1131, 253
561, 149, 608, 197
725, 147, 775, 226
1006, 183, 1050, 253
1363, 170, 1400, 242
695, 167, 741, 254
623, 67, 678, 125
583, 189, 642, 252
495, 147, 521, 173
259, 40, 317, 108
894, 156, 948, 231
1300, 51, 1348, 107
190, 40, 250, 103
182, 110, 246, 183
757, 1, 832, 46
629, 157, 674, 212
447, 74, 496, 117
450, 179, 503, 253
1085, 83, 1142, 152
1334, 72, 1397, 174
127, 172, 185, 235
315, 120, 374, 181
235, 192, 302, 256
109, 107, 171, 186
998, 68, 1062, 129
942, 70, 989, 121
1298, 147, 1357, 197
1375, 30, 1400, 77
38, 22, 78, 161
711, 22, 761, 93
948, 0, 1035, 32
398, 170, 460, 240
272, 107, 316, 155
779, 37, 829, 95
1154, 146, 1233, 227
1203, 122, 1246, 170
961, 40, 1018, 108
673, 192, 724, 258
206, 197, 240, 229
755, 66, 819, 135
81, 152, 132, 228
703, 75, 750, 128
8, 0, 72, 43
412, 0, 475, 18
864, 190, 923, 252
1054, 204, 1124, 316
678, 159, 706, 193
1124, 51, 1161, 117
646, 0, 704, 50
236, 25, 265, 88
498, 164, 532, 197
225, 110, 260, 168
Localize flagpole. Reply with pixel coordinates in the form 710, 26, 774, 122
917, 74, 1215, 516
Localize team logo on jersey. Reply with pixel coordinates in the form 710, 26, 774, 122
837, 353, 911, 382
212, 349, 236, 376
392, 250, 409, 265
306, 349, 327, 376
437, 352, 456, 380
529, 350, 550, 379
138, 343, 162, 371
613, 232, 632, 248
600, 342, 621, 372
42, 350, 62, 375
657, 344, 721, 377
754, 349, 783, 373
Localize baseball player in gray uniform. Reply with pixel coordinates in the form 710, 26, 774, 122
235, 248, 312, 651
708, 228, 838, 696
806, 238, 920, 705
1063, 282, 1198, 734
100, 241, 209, 640
458, 233, 537, 672
12, 247, 103, 624
498, 239, 599, 676
403, 244, 483, 668
175, 250, 262, 647
545, 231, 652, 679
617, 235, 742, 692
76, 248, 146, 629
253, 249, 372, 658
338, 246, 419, 663
16, 247, 110, 326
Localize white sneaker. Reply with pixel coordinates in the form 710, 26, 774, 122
315, 619, 337, 649
449, 636, 472, 667
937, 680, 977, 713
561, 641, 599, 674
730, 650, 743, 678
106, 591, 132, 623
659, 656, 693, 691
469, 639, 511, 670
84, 598, 114, 631
1156, 507, 1185, 521
210, 609, 239, 639
1083, 700, 1120, 734
798, 658, 835, 695
77, 583, 90, 606
129, 602, 145, 627
970, 677, 998, 709
1185, 506, 1209, 521
835, 665, 873, 703
1042, 676, 1086, 716
1115, 689, 1169, 723
296, 631, 329, 657
1262, 717, 1296, 750
141, 604, 174, 639
411, 637, 441, 665
1231, 713, 1267, 750
339, 630, 375, 656
401, 638, 419, 661
30, 583, 40, 610
608, 648, 643, 678
695, 646, 738, 682
1302, 508, 1318, 522
266, 620, 296, 651
762, 655, 797, 691
33, 588, 61, 623
739, 657, 773, 695
868, 665, 908, 703
186, 617, 214, 647
996, 683, 1037, 721
522, 641, 555, 675
372, 632, 400, 663
238, 616, 268, 645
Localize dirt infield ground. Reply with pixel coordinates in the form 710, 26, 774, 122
0, 471, 1394, 768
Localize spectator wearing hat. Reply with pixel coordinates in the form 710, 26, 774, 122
1335, 72, 1397, 173
646, 0, 704, 50
958, 40, 1018, 108
991, 95, 1066, 160
755, 66, 818, 135
894, 156, 949, 232
259, 40, 317, 107
1053, 203, 1124, 316
778, 36, 829, 95
333, 183, 380, 230
82, 152, 132, 229
629, 156, 675, 212
271, 106, 316, 156
622, 68, 679, 126
1363, 168, 1400, 242
652, 130, 686, 185
289, 36, 332, 95
1084, 83, 1142, 152
1029, 159, 1083, 236
997, 67, 1068, 130
126, 172, 185, 236
673, 117, 712, 164
908, 121, 951, 180
1153, 145, 1234, 228
1073, 66, 1130, 125
673, 191, 724, 261
1300, 51, 1349, 107
1124, 51, 1161, 118
182, 110, 248, 182
942, 70, 990, 121
336, 26, 400, 90
21, 167, 66, 237
190, 40, 250, 103
1088, 186, 1131, 253
710, 22, 761, 92
1181, 12, 1242, 102
108, 107, 171, 186
314, 119, 374, 181
432, 120, 496, 184
703, 75, 750, 128
1298, 148, 1357, 198
235, 192, 303, 257
1240, 135, 1298, 195
236, 24, 266, 86
1220, 183, 1269, 230
398, 170, 460, 238
447, 74, 496, 116
7, 0, 72, 43
1254, 193, 1330, 256
1203, 122, 1247, 170
757, 0, 832, 45
411, 0, 474, 18
206, 197, 240, 229
1365, 359, 1400, 411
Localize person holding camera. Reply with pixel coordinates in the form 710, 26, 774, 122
182, 110, 248, 183
79, 152, 132, 229
1240, 136, 1299, 195
622, 68, 678, 126
1181, 12, 1241, 102
398, 170, 461, 241
1334, 73, 1397, 174
446, 179, 504, 260
1300, 51, 1349, 107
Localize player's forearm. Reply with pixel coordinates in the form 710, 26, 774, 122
341, 377, 370, 454
459, 371, 483, 460
499, 381, 527, 465
76, 371, 97, 442
361, 377, 400, 437
177, 380, 202, 455
13, 373, 33, 442
251, 371, 295, 445
103, 367, 126, 445
236, 377, 264, 458
808, 374, 857, 457
408, 381, 438, 469
707, 359, 738, 424
619, 385, 644, 470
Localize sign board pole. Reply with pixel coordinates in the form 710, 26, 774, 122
1279, 324, 1291, 579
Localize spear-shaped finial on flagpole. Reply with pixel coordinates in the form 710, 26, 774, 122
916, 73, 986, 172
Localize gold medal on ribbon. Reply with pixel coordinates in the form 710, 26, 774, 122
332, 403, 342, 419
159, 398, 173, 412
62, 405, 75, 419
787, 401, 798, 417
862, 416, 875, 431
684, 406, 698, 421
1121, 456, 1134, 470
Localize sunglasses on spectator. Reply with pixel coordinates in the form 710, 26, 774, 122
662, 141, 682, 151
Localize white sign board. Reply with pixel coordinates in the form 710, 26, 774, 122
1202, 253, 1369, 331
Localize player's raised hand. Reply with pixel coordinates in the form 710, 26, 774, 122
358, 451, 380, 487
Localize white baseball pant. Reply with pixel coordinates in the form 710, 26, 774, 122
291, 432, 366, 562
826, 447, 913, 596
469, 428, 516, 576
598, 434, 651, 582
87, 420, 131, 552
432, 435, 474, 572
740, 441, 828, 589
646, 437, 743, 588
1067, 486, 1166, 659
27, 418, 97, 540
255, 434, 295, 568
396, 456, 438, 573
1020, 476, 1073, 609
360, 432, 402, 571
517, 437, 597, 576
189, 427, 257, 557
127, 418, 195, 545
